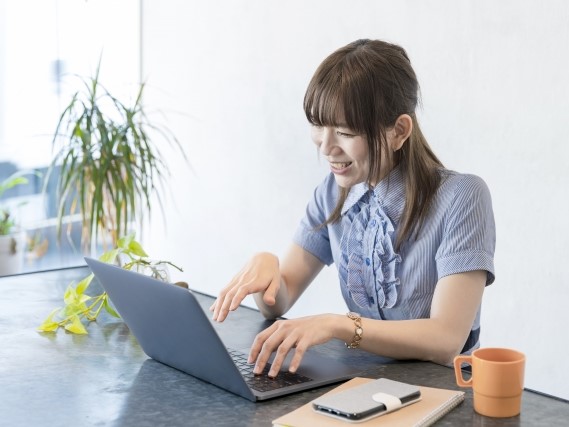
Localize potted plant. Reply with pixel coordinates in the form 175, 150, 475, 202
46, 63, 186, 253
0, 172, 30, 275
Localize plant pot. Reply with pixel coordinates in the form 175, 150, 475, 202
0, 231, 26, 275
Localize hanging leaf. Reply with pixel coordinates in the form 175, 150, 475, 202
37, 308, 62, 332
99, 248, 120, 264
76, 274, 94, 295
37, 233, 182, 335
64, 315, 88, 334
103, 297, 120, 318
127, 240, 148, 257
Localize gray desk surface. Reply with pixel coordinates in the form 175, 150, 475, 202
1, 267, 568, 427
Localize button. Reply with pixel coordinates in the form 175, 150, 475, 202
365, 258, 371, 266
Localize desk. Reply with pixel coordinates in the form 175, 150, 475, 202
1, 267, 568, 426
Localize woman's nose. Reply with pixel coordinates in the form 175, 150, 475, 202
317, 127, 339, 156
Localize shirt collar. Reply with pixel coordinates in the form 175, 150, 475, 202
341, 167, 405, 221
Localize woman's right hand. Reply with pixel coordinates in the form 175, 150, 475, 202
209, 252, 283, 322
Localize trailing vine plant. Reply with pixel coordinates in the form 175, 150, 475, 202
37, 233, 182, 335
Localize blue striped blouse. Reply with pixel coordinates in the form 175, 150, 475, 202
293, 167, 496, 353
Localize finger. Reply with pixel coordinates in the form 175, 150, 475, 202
211, 266, 250, 317
248, 323, 277, 364
268, 335, 297, 377
216, 277, 258, 322
251, 324, 282, 374
262, 273, 281, 306
213, 287, 236, 322
214, 293, 234, 322
210, 278, 235, 319
288, 341, 308, 373
253, 341, 275, 376
229, 282, 255, 311
213, 274, 249, 321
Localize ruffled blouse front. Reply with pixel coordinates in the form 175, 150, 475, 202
338, 169, 405, 310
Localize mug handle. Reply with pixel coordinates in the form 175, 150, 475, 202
453, 355, 473, 387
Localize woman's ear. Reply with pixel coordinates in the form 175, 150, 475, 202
390, 114, 413, 152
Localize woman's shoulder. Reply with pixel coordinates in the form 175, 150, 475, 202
437, 169, 493, 212
439, 169, 491, 196
305, 173, 339, 215
313, 172, 338, 198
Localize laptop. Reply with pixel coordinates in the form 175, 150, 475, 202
85, 257, 360, 401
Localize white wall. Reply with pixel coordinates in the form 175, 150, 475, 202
142, 0, 569, 399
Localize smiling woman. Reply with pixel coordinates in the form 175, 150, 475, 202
0, 0, 140, 274
210, 39, 495, 378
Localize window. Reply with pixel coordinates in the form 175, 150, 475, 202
0, 0, 140, 275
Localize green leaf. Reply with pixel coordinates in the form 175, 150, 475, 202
103, 297, 120, 318
37, 308, 61, 332
117, 233, 134, 249
63, 284, 77, 305
127, 240, 148, 257
37, 321, 60, 332
76, 274, 94, 295
63, 284, 91, 306
63, 301, 88, 317
99, 248, 120, 264
64, 315, 88, 334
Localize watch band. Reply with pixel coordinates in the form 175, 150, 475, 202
345, 312, 363, 349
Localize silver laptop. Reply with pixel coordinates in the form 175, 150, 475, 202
85, 257, 360, 401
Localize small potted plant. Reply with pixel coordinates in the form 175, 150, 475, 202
0, 172, 30, 275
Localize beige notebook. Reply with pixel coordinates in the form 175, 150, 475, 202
272, 377, 465, 427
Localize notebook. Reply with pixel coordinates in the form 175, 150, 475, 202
273, 377, 465, 426
85, 257, 360, 402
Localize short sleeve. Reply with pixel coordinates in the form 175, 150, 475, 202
293, 175, 336, 266
435, 174, 496, 285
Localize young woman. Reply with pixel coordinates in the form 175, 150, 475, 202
210, 39, 496, 378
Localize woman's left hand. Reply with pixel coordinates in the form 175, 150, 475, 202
248, 314, 339, 377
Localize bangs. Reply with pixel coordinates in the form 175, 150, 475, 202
303, 62, 368, 134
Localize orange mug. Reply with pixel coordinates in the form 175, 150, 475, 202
454, 347, 525, 418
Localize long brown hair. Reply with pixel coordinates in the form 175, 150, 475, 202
303, 39, 443, 250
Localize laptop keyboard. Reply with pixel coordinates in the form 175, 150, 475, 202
227, 348, 313, 392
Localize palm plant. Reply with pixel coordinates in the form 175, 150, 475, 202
46, 65, 185, 251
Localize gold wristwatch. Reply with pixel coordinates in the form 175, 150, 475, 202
345, 312, 363, 349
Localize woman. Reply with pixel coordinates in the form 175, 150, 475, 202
210, 39, 496, 378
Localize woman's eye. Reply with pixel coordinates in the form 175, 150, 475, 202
336, 130, 355, 138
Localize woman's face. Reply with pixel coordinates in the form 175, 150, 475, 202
310, 123, 371, 188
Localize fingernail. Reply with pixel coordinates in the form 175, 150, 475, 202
289, 366, 297, 373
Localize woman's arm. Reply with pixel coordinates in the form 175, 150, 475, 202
210, 244, 324, 322
253, 244, 324, 319
352, 270, 486, 364
249, 270, 486, 376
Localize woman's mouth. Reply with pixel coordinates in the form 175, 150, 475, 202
330, 161, 353, 172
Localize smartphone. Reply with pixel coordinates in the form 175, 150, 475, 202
312, 378, 421, 422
